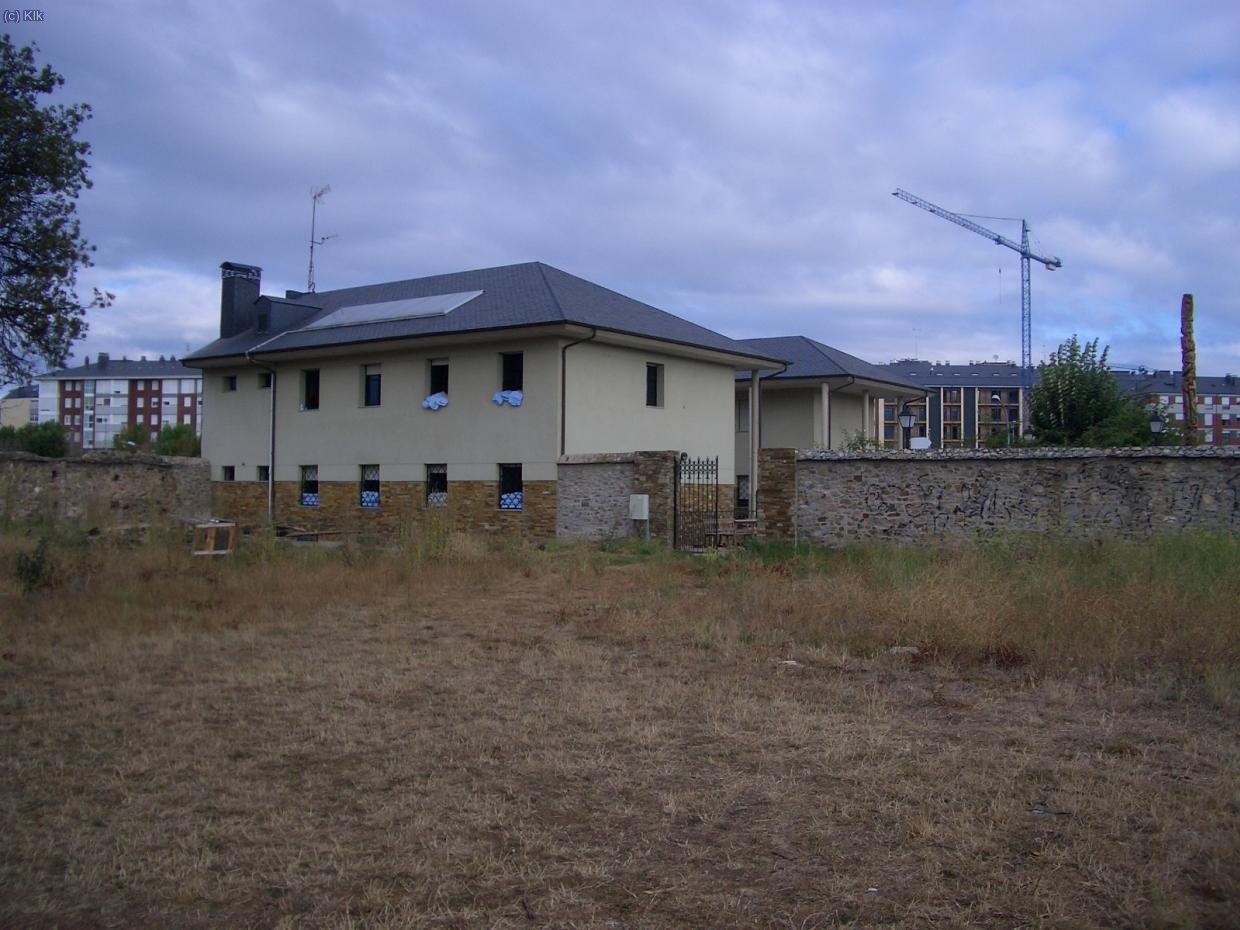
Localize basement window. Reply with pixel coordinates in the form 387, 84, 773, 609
498, 463, 523, 511
360, 464, 380, 508
426, 464, 447, 508
736, 475, 750, 511
301, 369, 320, 411
300, 465, 319, 506
646, 363, 664, 408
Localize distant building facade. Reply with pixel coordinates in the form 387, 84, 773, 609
36, 354, 203, 450
876, 359, 1025, 449
1, 384, 39, 429
1115, 370, 1240, 447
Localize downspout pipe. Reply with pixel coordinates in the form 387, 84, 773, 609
245, 337, 281, 525
560, 328, 598, 456
756, 362, 789, 451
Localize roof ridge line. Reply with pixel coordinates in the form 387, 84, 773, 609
534, 262, 569, 322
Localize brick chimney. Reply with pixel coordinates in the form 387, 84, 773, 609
220, 262, 262, 338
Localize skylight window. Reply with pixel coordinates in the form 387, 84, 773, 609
299, 290, 483, 332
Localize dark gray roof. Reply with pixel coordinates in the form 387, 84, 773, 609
37, 357, 202, 380
2, 384, 37, 400
187, 261, 783, 366
735, 337, 927, 393
878, 359, 1030, 388
1114, 370, 1240, 396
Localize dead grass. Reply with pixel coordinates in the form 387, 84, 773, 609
1, 526, 1237, 928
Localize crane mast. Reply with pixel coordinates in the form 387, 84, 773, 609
892, 188, 1062, 427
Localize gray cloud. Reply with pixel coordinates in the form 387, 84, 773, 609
9, 0, 1239, 380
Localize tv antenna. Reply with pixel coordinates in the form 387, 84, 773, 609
307, 185, 336, 292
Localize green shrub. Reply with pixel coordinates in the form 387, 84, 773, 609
112, 423, 148, 451
153, 423, 200, 457
1, 422, 68, 457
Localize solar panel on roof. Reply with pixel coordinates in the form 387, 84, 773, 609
299, 290, 483, 331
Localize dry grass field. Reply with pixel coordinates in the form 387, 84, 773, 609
1, 525, 1238, 929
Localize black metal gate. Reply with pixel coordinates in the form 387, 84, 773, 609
674, 454, 720, 549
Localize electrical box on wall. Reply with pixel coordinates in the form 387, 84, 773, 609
629, 494, 649, 520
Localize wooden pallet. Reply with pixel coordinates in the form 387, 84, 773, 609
191, 522, 237, 556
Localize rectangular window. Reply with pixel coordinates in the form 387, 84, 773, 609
362, 364, 381, 407
359, 464, 380, 508
223, 375, 237, 392
136, 396, 144, 408
646, 363, 664, 407
498, 463, 523, 510
258, 371, 272, 389
429, 359, 449, 395
300, 465, 319, 507
736, 475, 750, 510
501, 352, 523, 392
136, 414, 145, 425
257, 465, 270, 482
426, 464, 448, 508
302, 369, 320, 410
736, 395, 750, 432
221, 465, 235, 481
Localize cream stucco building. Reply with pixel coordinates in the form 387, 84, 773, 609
732, 336, 928, 512
187, 261, 781, 538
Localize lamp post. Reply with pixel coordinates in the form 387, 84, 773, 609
1149, 411, 1165, 447
898, 405, 917, 451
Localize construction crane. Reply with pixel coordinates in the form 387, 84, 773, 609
892, 188, 1062, 421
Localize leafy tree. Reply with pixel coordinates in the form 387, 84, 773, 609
1030, 336, 1125, 445
153, 423, 200, 457
1, 35, 111, 383
1031, 336, 1177, 447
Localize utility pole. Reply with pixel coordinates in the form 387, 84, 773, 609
1181, 294, 1198, 445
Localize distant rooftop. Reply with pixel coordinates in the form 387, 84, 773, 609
38, 353, 201, 380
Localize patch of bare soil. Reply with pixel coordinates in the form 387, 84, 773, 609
2, 557, 1238, 929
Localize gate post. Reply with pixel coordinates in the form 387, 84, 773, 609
758, 448, 797, 541
633, 451, 678, 546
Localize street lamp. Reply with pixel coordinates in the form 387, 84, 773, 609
897, 405, 917, 450
1149, 411, 1165, 446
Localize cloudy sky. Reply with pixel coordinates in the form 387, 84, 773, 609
9, 0, 1240, 380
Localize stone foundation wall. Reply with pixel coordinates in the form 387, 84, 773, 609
212, 479, 558, 542
759, 447, 1240, 545
1, 451, 210, 527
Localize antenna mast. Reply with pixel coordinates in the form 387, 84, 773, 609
307, 185, 335, 293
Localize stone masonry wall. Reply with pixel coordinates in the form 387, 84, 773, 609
764, 447, 1240, 546
0, 451, 210, 528
214, 479, 558, 542
557, 455, 637, 540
